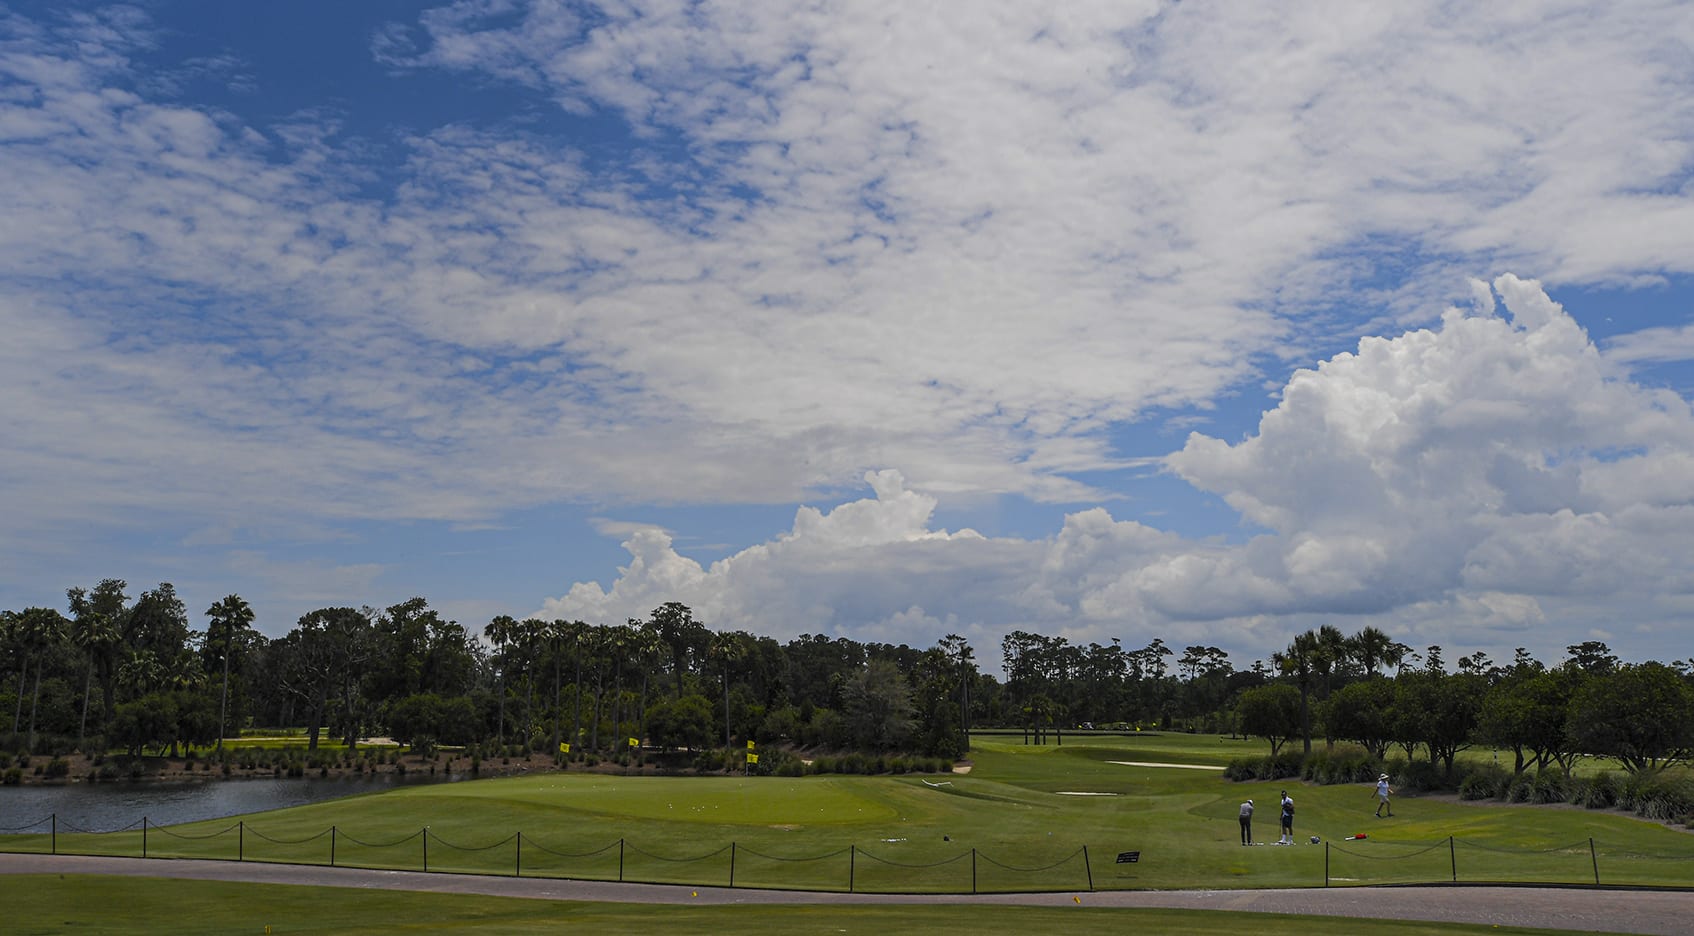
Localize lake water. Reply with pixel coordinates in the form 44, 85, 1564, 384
0, 773, 464, 832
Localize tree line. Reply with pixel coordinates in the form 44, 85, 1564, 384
4, 583, 1691, 776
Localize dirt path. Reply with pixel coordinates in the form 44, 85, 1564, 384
4, 854, 1690, 934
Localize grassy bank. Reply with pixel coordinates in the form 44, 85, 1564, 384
0, 875, 1584, 936
5, 733, 1692, 890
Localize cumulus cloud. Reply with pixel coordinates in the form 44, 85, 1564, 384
5, 4, 1694, 656
539, 278, 1694, 662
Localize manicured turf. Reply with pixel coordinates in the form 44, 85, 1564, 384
0, 875, 1583, 936
6, 733, 1693, 891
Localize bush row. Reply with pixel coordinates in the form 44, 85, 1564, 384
1229, 745, 1694, 828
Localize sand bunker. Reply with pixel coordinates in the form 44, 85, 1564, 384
1106, 760, 1219, 770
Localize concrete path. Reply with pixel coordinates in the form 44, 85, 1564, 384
3, 853, 1690, 934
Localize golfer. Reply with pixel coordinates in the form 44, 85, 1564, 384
1279, 791, 1294, 844
1238, 798, 1254, 845
1374, 773, 1394, 817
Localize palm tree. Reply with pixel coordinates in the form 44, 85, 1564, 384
205, 594, 255, 751
1349, 626, 1395, 678
1272, 630, 1321, 754
708, 630, 751, 748
69, 610, 119, 750
17, 608, 69, 751
484, 615, 517, 745
939, 634, 975, 751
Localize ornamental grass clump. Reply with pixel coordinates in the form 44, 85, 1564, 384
1458, 764, 1511, 800
1301, 744, 1377, 785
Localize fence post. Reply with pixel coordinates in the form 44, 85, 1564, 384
142, 817, 148, 859
618, 838, 625, 882
1449, 836, 1456, 882
1324, 841, 1329, 887
1083, 845, 1093, 891
422, 827, 429, 872
849, 844, 855, 893
516, 832, 522, 878
730, 841, 737, 888
1590, 837, 1599, 886
51, 813, 55, 856
238, 821, 243, 862
331, 826, 337, 866
971, 847, 977, 895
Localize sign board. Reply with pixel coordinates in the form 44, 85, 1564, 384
1115, 851, 1140, 864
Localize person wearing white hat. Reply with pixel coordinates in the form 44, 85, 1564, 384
1374, 773, 1394, 817
1239, 798, 1255, 845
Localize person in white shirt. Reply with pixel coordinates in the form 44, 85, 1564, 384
1374, 773, 1394, 817
1238, 798, 1255, 845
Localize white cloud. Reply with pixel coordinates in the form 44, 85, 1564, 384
4, 4, 1694, 658
537, 277, 1694, 664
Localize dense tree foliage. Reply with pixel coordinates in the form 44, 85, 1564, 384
4, 585, 1692, 775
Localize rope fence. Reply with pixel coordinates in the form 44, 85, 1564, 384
5, 815, 1694, 892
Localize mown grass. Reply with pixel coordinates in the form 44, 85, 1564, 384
0, 875, 1583, 936
6, 733, 1693, 891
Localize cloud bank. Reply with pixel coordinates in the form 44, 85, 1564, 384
2, 4, 1693, 658
540, 277, 1694, 661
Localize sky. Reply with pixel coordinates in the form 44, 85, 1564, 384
3, 1, 1694, 671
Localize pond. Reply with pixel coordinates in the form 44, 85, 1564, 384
0, 773, 464, 832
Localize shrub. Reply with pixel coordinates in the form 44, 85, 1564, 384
1302, 745, 1378, 785
43, 758, 70, 780
1627, 770, 1694, 822
1391, 759, 1451, 793
1506, 773, 1534, 803
1529, 769, 1570, 805
1458, 765, 1510, 801
1572, 771, 1618, 809
1, 767, 21, 785
1225, 750, 1303, 781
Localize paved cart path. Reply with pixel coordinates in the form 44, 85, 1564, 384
4, 854, 1690, 934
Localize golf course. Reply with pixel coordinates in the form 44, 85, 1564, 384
5, 732, 1693, 932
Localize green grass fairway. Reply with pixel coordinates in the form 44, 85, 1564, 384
0, 875, 1581, 936
7, 733, 1693, 891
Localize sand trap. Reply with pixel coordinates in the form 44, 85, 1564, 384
1106, 760, 1219, 770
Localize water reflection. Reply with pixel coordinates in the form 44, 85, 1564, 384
0, 773, 464, 831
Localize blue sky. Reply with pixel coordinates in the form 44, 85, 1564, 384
4, 1, 1694, 670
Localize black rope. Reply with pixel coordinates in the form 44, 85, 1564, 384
1600, 847, 1694, 861
427, 832, 518, 852
519, 837, 621, 860
245, 827, 331, 846
336, 829, 423, 849
1455, 839, 1588, 855
977, 847, 1082, 873
734, 845, 852, 863
623, 841, 730, 863
58, 819, 143, 835
153, 822, 241, 841
856, 848, 969, 869
0, 815, 53, 833
1328, 840, 1449, 860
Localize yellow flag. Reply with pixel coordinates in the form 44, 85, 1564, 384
746, 753, 759, 764
746, 739, 756, 750
559, 742, 571, 753
628, 737, 639, 748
